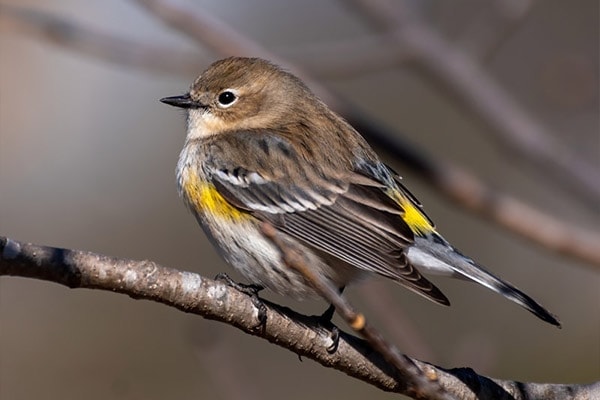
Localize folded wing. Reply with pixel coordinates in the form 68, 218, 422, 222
204, 131, 449, 305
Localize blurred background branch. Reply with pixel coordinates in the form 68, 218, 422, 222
0, 4, 204, 76
454, 0, 538, 62
343, 0, 600, 206
1, 2, 598, 268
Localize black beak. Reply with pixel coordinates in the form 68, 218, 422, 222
160, 93, 205, 109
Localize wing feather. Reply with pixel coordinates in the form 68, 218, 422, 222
204, 131, 449, 305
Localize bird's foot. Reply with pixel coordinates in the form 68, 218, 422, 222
215, 273, 267, 330
313, 303, 340, 354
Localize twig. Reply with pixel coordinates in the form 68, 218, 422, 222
343, 0, 600, 207
260, 223, 451, 400
2, 236, 598, 399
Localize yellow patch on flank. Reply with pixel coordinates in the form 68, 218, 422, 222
397, 195, 434, 236
183, 171, 248, 221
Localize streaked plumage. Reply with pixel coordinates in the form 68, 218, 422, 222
163, 57, 560, 327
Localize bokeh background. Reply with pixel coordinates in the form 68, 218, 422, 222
1, 1, 598, 399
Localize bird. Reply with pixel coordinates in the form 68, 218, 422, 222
160, 56, 560, 328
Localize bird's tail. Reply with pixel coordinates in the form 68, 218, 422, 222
407, 235, 561, 328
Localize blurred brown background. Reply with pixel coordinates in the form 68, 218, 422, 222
0, 1, 598, 399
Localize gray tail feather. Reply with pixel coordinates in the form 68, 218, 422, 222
419, 237, 561, 328
450, 250, 560, 327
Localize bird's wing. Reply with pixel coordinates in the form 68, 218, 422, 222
203, 131, 449, 305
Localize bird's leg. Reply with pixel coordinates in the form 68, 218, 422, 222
319, 286, 345, 322
315, 286, 345, 353
215, 272, 267, 329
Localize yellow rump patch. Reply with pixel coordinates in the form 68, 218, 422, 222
183, 172, 248, 221
397, 195, 434, 236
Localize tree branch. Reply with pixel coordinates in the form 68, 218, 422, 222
1, 236, 597, 399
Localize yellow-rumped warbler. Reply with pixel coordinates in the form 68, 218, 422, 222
161, 57, 560, 327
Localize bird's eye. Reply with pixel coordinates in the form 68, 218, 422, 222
217, 90, 237, 107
